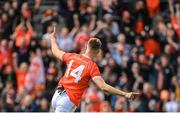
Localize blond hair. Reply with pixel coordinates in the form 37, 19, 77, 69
87, 38, 102, 51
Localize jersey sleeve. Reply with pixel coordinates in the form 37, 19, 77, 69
90, 63, 101, 78
62, 53, 74, 63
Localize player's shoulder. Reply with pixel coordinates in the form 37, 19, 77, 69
63, 52, 96, 64
64, 52, 77, 57
62, 52, 77, 62
79, 54, 98, 67
63, 52, 83, 60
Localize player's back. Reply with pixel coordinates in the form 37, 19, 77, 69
58, 53, 100, 106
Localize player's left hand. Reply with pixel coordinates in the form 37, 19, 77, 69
125, 92, 141, 100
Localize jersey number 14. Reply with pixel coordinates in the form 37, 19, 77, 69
65, 60, 85, 83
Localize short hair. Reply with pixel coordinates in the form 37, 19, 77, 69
88, 38, 102, 51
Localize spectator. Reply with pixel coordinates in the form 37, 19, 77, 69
103, 13, 119, 37
100, 101, 112, 112
114, 97, 126, 112
44, 65, 58, 101
169, 1, 180, 39
137, 83, 159, 112
38, 98, 49, 112
14, 38, 30, 65
131, 62, 144, 91
74, 25, 91, 52
21, 2, 31, 20
41, 9, 58, 33
146, 0, 160, 17
25, 49, 45, 95
143, 36, 160, 56
13, 19, 34, 48
110, 33, 131, 65
56, 26, 78, 52
1, 81, 15, 111
164, 92, 179, 112
0, 39, 13, 69
42, 25, 53, 47
15, 62, 28, 95
17, 94, 38, 112
160, 55, 174, 90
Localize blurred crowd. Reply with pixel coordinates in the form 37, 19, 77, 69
0, 0, 180, 112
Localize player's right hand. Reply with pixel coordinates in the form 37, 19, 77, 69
125, 92, 141, 100
50, 26, 56, 39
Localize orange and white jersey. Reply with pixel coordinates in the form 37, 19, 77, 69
58, 53, 101, 106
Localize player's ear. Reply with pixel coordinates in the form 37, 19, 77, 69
96, 49, 101, 56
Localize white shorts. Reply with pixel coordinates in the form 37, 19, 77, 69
51, 90, 77, 112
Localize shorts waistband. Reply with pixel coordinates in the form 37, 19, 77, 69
55, 86, 65, 95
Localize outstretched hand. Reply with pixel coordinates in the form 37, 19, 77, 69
125, 92, 141, 100
50, 26, 56, 39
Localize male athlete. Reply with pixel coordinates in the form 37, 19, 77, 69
50, 27, 140, 112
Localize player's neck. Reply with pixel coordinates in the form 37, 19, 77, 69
83, 52, 93, 59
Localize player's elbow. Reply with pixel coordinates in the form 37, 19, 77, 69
51, 46, 59, 58
100, 83, 108, 92
93, 76, 108, 92
51, 48, 57, 56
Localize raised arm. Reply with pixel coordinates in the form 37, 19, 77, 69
26, 20, 33, 30
69, 14, 79, 37
175, 4, 180, 21
90, 20, 105, 36
93, 76, 140, 99
50, 26, 65, 60
168, 0, 175, 18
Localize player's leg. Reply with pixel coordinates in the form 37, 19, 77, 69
51, 90, 60, 111
54, 92, 77, 112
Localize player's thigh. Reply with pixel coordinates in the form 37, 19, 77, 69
51, 90, 60, 109
55, 92, 76, 112
54, 106, 76, 113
